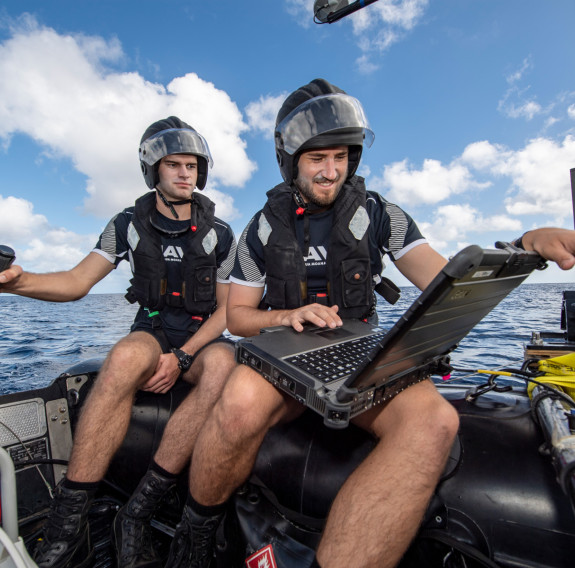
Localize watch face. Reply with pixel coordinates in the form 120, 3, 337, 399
174, 349, 193, 371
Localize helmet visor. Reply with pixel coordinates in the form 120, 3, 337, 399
275, 94, 375, 156
139, 128, 213, 167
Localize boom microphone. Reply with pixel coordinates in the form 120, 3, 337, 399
314, 0, 380, 24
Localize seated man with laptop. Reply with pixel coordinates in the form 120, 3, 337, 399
165, 79, 575, 568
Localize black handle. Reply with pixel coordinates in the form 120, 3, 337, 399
0, 245, 15, 273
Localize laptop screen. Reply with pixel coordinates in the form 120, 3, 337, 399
344, 245, 544, 394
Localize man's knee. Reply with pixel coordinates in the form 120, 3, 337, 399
435, 396, 459, 439
186, 341, 236, 392
370, 382, 459, 446
195, 341, 235, 375
213, 367, 283, 438
101, 333, 160, 386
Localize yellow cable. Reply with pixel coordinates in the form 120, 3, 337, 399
475, 369, 514, 377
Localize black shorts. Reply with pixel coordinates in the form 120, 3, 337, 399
131, 323, 235, 356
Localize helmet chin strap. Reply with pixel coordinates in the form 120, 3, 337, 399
156, 189, 193, 220
292, 188, 330, 215
293, 189, 308, 216
292, 189, 330, 257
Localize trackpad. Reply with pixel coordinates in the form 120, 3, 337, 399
311, 327, 354, 340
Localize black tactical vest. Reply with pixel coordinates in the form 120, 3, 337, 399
261, 176, 373, 319
125, 191, 218, 317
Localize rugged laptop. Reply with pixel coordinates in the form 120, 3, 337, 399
236, 245, 544, 428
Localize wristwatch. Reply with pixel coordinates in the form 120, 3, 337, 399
171, 348, 194, 372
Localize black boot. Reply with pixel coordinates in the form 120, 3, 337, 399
33, 481, 96, 568
164, 503, 224, 568
113, 468, 176, 568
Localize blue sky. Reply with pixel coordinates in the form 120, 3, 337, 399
0, 0, 574, 293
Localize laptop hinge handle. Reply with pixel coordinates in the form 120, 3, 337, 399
336, 385, 357, 403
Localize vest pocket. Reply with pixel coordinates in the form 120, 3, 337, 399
265, 275, 287, 309
193, 266, 217, 302
126, 276, 165, 310
340, 258, 371, 308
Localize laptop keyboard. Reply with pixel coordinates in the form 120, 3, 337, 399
285, 331, 386, 383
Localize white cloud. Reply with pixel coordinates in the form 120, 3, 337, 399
498, 56, 543, 120
0, 17, 255, 221
245, 93, 288, 139
498, 59, 575, 130
371, 157, 488, 206
461, 136, 575, 222
502, 99, 542, 121
356, 54, 379, 74
202, 188, 240, 221
497, 82, 543, 121
544, 116, 560, 129
351, 0, 429, 73
0, 195, 98, 273
505, 57, 533, 85
18, 235, 95, 273
368, 135, 575, 229
418, 204, 522, 253
0, 195, 49, 243
286, 0, 314, 27
460, 140, 503, 170
351, 0, 428, 34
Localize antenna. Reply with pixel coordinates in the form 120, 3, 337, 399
314, 0, 380, 24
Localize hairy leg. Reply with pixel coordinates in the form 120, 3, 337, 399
153, 342, 236, 474
189, 364, 304, 505
316, 380, 459, 568
66, 332, 162, 482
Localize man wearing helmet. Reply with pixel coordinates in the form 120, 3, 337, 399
0, 117, 237, 568
165, 80, 575, 568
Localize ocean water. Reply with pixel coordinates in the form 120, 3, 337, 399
0, 283, 574, 395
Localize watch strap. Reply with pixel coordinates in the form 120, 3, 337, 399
171, 348, 194, 371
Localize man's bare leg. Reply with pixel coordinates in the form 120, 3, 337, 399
189, 364, 303, 505
34, 332, 162, 567
153, 341, 236, 474
66, 331, 162, 482
316, 380, 459, 568
114, 341, 237, 568
164, 365, 304, 567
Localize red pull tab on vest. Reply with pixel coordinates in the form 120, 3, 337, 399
296, 207, 305, 216
191, 225, 197, 232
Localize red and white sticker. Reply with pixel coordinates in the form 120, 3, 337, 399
245, 544, 278, 568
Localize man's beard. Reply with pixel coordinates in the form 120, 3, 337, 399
294, 173, 345, 207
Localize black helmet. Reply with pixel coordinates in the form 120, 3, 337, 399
274, 79, 374, 185
139, 116, 213, 190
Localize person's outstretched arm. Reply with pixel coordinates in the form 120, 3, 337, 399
0, 251, 114, 301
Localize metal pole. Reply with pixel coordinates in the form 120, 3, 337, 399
0, 447, 19, 543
